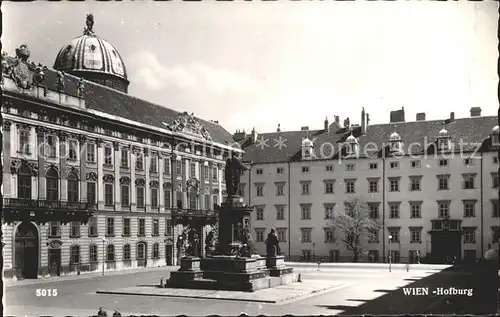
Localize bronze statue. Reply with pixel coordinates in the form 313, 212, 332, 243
224, 154, 247, 197
187, 229, 199, 257
205, 230, 215, 255
265, 228, 281, 257
84, 14, 95, 35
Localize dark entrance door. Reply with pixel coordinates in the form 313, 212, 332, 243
137, 242, 147, 267
431, 231, 461, 263
48, 249, 61, 276
166, 245, 173, 266
14, 222, 39, 279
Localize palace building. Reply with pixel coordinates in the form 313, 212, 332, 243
1, 15, 241, 279
237, 107, 500, 264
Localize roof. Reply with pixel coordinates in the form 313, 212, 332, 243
241, 116, 499, 164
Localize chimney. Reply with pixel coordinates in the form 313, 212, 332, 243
470, 107, 481, 117
233, 129, 246, 142
301, 126, 309, 131
361, 107, 366, 134
250, 127, 257, 144
416, 113, 426, 121
324, 117, 329, 132
390, 107, 405, 123
277, 124, 281, 132
450, 112, 455, 120
335, 116, 340, 124
343, 117, 350, 129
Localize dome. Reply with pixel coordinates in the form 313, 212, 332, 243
53, 14, 129, 93
492, 125, 500, 135
302, 137, 313, 147
438, 128, 449, 137
389, 131, 401, 141
346, 134, 357, 144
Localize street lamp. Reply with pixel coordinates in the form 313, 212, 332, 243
388, 235, 392, 272
101, 237, 106, 276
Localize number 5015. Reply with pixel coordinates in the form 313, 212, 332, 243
36, 289, 58, 296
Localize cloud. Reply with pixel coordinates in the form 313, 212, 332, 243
131, 50, 257, 94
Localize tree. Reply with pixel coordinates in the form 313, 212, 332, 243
329, 198, 380, 262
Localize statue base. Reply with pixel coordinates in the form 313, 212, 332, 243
167, 257, 203, 287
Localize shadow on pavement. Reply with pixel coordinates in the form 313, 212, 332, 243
317, 262, 498, 315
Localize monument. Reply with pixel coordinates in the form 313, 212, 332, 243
167, 153, 296, 291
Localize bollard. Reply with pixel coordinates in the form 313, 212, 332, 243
298, 273, 302, 282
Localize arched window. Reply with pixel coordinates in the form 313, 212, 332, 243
46, 168, 59, 201
67, 172, 79, 202
18, 164, 32, 199
106, 244, 115, 261
123, 244, 131, 261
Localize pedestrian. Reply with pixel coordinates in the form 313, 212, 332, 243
113, 309, 121, 317
97, 307, 107, 317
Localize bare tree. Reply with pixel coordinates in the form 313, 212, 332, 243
329, 198, 380, 262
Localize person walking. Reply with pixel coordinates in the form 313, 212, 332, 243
97, 307, 107, 317
113, 309, 121, 317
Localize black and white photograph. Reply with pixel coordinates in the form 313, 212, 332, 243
1, 1, 499, 315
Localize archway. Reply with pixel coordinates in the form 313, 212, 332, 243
14, 222, 39, 279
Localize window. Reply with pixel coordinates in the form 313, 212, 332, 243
368, 204, 379, 219
411, 160, 420, 168
152, 218, 160, 236
203, 165, 208, 179
137, 186, 145, 207
70, 221, 81, 238
121, 149, 129, 168
326, 165, 334, 172
189, 162, 196, 177
368, 179, 378, 193
151, 188, 158, 208
46, 168, 59, 201
70, 245, 80, 264
276, 205, 285, 220
389, 178, 400, 192
104, 183, 114, 206
256, 207, 264, 220
410, 202, 421, 218
345, 180, 355, 193
106, 217, 114, 236
150, 157, 158, 173
492, 226, 500, 242
409, 177, 421, 191
324, 181, 335, 194
463, 201, 475, 217
276, 183, 285, 196
255, 229, 265, 242
88, 216, 98, 236
324, 228, 335, 243
301, 182, 310, 195
439, 159, 448, 167
68, 140, 78, 160
106, 244, 115, 261
121, 185, 130, 206
277, 228, 287, 242
212, 194, 218, 207
166, 218, 172, 235
188, 190, 197, 209
493, 173, 499, 188
463, 174, 475, 189
438, 202, 450, 218
462, 227, 476, 244
346, 164, 355, 171
87, 182, 96, 204
204, 194, 210, 209
137, 242, 146, 259
464, 158, 474, 166
17, 164, 32, 199
302, 250, 312, 261
123, 244, 131, 260
256, 184, 264, 196
368, 229, 379, 243
136, 153, 144, 170
277, 167, 284, 174
438, 175, 449, 190
301, 166, 309, 173
301, 204, 311, 220
153, 243, 160, 259
87, 143, 96, 162
369, 163, 378, 170
410, 228, 422, 243
67, 172, 79, 202
493, 200, 499, 217
212, 167, 218, 180
104, 146, 113, 165
388, 228, 400, 243
389, 161, 399, 169
324, 204, 334, 219
164, 190, 171, 209
19, 129, 30, 154
47, 135, 57, 158
301, 228, 312, 243
389, 203, 400, 219
138, 218, 146, 236
89, 244, 98, 262
256, 168, 263, 175
123, 218, 131, 237
164, 159, 171, 175
49, 221, 61, 238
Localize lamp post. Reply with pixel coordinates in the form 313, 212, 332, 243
388, 235, 392, 272
312, 242, 316, 262
101, 237, 106, 276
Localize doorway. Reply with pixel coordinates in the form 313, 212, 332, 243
137, 242, 147, 267
48, 249, 61, 276
166, 244, 173, 266
14, 222, 39, 279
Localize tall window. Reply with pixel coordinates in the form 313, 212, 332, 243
19, 129, 30, 154
212, 194, 218, 206
190, 162, 196, 178
438, 202, 450, 218
68, 140, 78, 160
389, 178, 400, 192
256, 206, 264, 220
166, 218, 172, 235
177, 191, 183, 208
389, 203, 400, 218
17, 164, 32, 199
189, 189, 197, 209
49, 221, 61, 237
176, 160, 182, 176
46, 168, 59, 201
204, 195, 209, 209
123, 218, 131, 236
88, 216, 98, 236
47, 135, 57, 158
104, 183, 114, 206
410, 203, 421, 218
67, 172, 79, 202
106, 244, 115, 261
123, 244, 131, 260
87, 143, 96, 162
276, 205, 285, 220
70, 245, 80, 265
138, 218, 146, 236
153, 243, 160, 259
121, 149, 129, 168
121, 185, 130, 206
89, 244, 98, 262
301, 182, 310, 195
256, 185, 264, 196
152, 218, 160, 236
106, 217, 115, 236
324, 204, 334, 219
369, 204, 379, 219
388, 228, 400, 243
204, 165, 209, 179
70, 221, 81, 238
136, 153, 144, 170
164, 159, 171, 175
463, 174, 475, 189
212, 167, 218, 181
164, 190, 171, 209
137, 242, 146, 259
151, 188, 158, 208
301, 204, 311, 220
368, 179, 378, 193
104, 146, 113, 165
87, 182, 96, 204
345, 180, 355, 193
150, 156, 158, 173
301, 228, 312, 243
137, 187, 145, 207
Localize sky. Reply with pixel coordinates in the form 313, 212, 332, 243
2, 1, 498, 134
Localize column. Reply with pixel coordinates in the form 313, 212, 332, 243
217, 163, 223, 204
58, 132, 68, 201
174, 154, 181, 208
78, 136, 87, 203
130, 146, 138, 212
144, 148, 150, 212
96, 139, 104, 210
36, 126, 47, 200
208, 161, 214, 210
158, 154, 164, 213
198, 159, 204, 209
113, 141, 121, 210
182, 158, 188, 208
2, 121, 12, 198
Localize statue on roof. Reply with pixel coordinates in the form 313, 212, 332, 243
84, 14, 95, 35
2, 44, 48, 89
56, 71, 65, 91
77, 77, 85, 97
167, 112, 213, 141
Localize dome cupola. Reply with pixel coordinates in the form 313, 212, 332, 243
345, 133, 358, 156
436, 125, 451, 151
388, 128, 403, 153
53, 14, 129, 93
492, 125, 500, 147
301, 137, 314, 159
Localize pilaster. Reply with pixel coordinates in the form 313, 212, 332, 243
218, 163, 223, 204
198, 159, 204, 209
96, 139, 104, 210
144, 148, 150, 212
208, 161, 214, 210
78, 136, 87, 202
2, 120, 12, 197
159, 154, 164, 213
113, 141, 121, 210
36, 126, 46, 200
58, 131, 68, 202
171, 153, 177, 210
182, 158, 188, 208
131, 147, 138, 212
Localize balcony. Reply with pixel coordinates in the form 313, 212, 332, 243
3, 198, 96, 224
171, 208, 218, 226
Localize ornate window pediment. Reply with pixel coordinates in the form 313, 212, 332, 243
103, 174, 115, 183
163, 182, 172, 190
86, 172, 98, 181
162, 112, 212, 141
135, 178, 146, 187
120, 176, 131, 185
150, 180, 159, 188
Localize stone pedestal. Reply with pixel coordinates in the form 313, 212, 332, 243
180, 257, 201, 271
266, 255, 292, 277
167, 257, 203, 288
